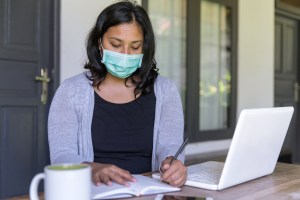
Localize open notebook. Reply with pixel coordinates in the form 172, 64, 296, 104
92, 175, 180, 199
153, 107, 294, 190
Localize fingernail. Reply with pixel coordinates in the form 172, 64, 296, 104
125, 182, 130, 187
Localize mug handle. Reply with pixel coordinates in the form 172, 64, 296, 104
29, 173, 45, 200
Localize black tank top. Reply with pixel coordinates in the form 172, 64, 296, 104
91, 90, 156, 174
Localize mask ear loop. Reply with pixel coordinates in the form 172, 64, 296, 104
98, 39, 104, 63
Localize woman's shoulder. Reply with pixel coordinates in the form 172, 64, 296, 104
59, 72, 91, 89
154, 75, 180, 99
54, 72, 93, 99
53, 72, 93, 104
62, 72, 90, 85
155, 75, 177, 89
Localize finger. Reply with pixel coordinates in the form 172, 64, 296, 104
92, 173, 101, 186
172, 175, 187, 187
162, 163, 171, 171
160, 157, 173, 172
163, 171, 177, 184
166, 171, 186, 187
160, 163, 169, 173
162, 163, 179, 180
121, 171, 136, 182
163, 161, 186, 183
112, 167, 136, 182
100, 174, 112, 186
110, 172, 131, 186
169, 167, 187, 187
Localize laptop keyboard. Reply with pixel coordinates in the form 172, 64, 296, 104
187, 161, 224, 184
188, 170, 222, 184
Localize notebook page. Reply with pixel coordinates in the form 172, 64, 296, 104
91, 183, 136, 199
131, 175, 181, 195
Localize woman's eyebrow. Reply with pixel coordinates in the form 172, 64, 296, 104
109, 37, 143, 43
109, 37, 122, 42
132, 40, 143, 44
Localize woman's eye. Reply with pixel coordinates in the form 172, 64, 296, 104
132, 46, 141, 50
111, 44, 121, 48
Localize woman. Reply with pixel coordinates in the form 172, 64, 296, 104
48, 0, 187, 187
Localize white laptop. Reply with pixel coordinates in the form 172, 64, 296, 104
153, 107, 294, 190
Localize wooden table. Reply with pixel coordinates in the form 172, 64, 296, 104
8, 162, 300, 200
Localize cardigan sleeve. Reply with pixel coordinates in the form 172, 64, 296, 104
156, 79, 185, 166
48, 80, 85, 164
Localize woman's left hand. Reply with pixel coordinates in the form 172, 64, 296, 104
160, 157, 187, 187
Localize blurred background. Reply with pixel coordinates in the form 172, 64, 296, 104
0, 0, 299, 198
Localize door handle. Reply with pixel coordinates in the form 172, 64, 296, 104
35, 68, 51, 105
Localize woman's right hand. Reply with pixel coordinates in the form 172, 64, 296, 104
83, 162, 136, 186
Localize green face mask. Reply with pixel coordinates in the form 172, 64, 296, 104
101, 48, 143, 79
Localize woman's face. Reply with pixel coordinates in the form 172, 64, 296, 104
101, 22, 143, 55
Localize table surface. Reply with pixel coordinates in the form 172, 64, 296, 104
8, 162, 300, 200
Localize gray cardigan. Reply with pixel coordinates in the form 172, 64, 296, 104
48, 73, 184, 171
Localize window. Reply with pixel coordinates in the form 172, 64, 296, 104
199, 1, 232, 131
145, 0, 237, 142
276, 0, 300, 16
147, 0, 187, 108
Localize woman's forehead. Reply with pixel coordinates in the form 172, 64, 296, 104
103, 22, 144, 42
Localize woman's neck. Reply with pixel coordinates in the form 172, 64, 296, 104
102, 73, 133, 87
94, 73, 139, 104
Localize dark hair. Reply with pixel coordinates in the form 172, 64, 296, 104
84, 0, 158, 96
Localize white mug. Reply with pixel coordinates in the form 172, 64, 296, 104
30, 163, 91, 200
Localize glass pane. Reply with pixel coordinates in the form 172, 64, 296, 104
280, 0, 300, 8
148, 0, 187, 108
199, 0, 232, 131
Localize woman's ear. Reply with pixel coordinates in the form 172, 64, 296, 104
98, 39, 104, 59
98, 39, 102, 50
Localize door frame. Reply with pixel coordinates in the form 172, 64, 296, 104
50, 0, 61, 98
275, 8, 300, 163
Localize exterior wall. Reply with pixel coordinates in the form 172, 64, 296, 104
237, 0, 275, 114
60, 0, 113, 82
60, 0, 275, 156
